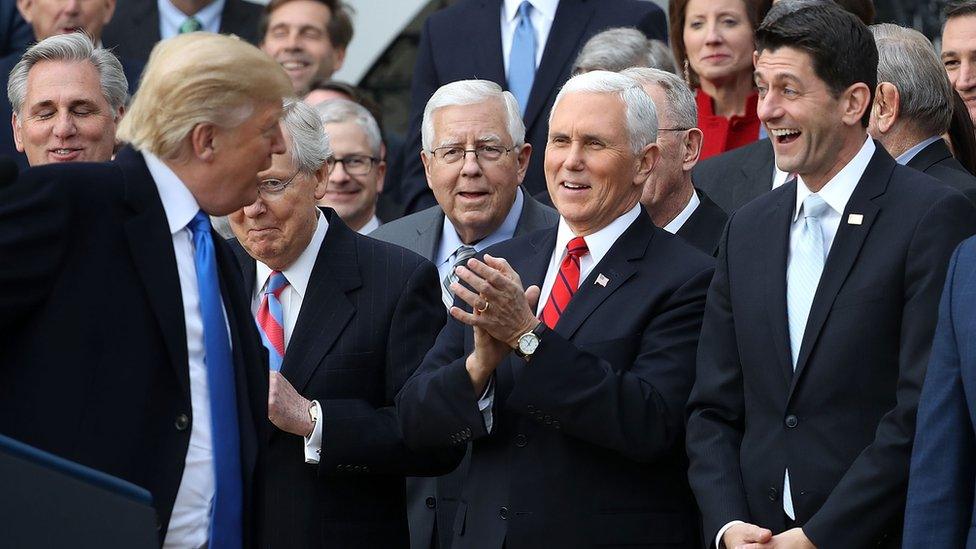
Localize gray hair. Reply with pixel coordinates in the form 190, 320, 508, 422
620, 67, 697, 129
314, 98, 383, 157
7, 32, 128, 116
550, 70, 658, 154
281, 98, 332, 175
421, 79, 525, 152
871, 23, 952, 136
572, 28, 677, 74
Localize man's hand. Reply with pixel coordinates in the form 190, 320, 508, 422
268, 371, 314, 437
465, 324, 509, 396
723, 522, 773, 549
451, 254, 541, 347
733, 527, 815, 549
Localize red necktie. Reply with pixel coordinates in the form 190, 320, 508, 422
541, 236, 589, 329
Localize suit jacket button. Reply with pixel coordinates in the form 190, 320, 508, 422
174, 413, 190, 431
426, 497, 436, 509
499, 506, 509, 520
515, 434, 527, 447
526, 405, 536, 413
768, 487, 779, 501
785, 415, 799, 428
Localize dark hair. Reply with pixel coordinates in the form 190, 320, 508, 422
833, 0, 875, 24
259, 0, 354, 50
948, 89, 976, 175
946, 0, 976, 20
756, 0, 877, 127
668, 0, 772, 87
306, 77, 386, 134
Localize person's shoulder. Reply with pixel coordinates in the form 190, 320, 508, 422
887, 162, 972, 209
425, 0, 482, 26
20, 160, 121, 195
355, 226, 432, 272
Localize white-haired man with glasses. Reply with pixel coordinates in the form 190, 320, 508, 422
227, 98, 453, 548
370, 78, 556, 549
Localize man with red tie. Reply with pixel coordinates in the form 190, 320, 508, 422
395, 70, 714, 549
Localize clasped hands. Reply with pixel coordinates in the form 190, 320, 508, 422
724, 523, 816, 549
449, 254, 540, 395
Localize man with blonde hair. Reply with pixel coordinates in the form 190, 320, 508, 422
0, 32, 292, 548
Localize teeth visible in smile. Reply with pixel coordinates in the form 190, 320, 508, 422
770, 128, 801, 137
564, 182, 587, 189
281, 61, 307, 70
53, 149, 74, 154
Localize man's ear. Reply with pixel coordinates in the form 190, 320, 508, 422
313, 164, 329, 200
515, 143, 532, 184
872, 82, 900, 134
682, 128, 704, 172
634, 142, 660, 184
842, 82, 873, 127
16, 0, 33, 23
422, 150, 434, 191
11, 112, 24, 153
332, 47, 347, 74
189, 123, 217, 161
103, 0, 117, 24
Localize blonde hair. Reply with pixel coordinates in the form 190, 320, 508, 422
117, 33, 292, 160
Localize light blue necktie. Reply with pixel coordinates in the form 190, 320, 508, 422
786, 193, 831, 367
508, 1, 536, 114
188, 211, 243, 549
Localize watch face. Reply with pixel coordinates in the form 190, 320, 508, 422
518, 333, 540, 355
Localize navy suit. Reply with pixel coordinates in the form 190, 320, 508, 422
686, 144, 976, 548
0, 147, 270, 543
397, 211, 714, 548
903, 235, 976, 548
230, 209, 451, 548
0, 2, 30, 58
397, 0, 667, 213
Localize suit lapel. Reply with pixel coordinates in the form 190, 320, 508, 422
472, 0, 507, 85
762, 184, 797, 386
280, 210, 360, 393
554, 213, 648, 340
734, 139, 775, 208
789, 150, 890, 397
417, 209, 445, 261
119, 148, 191, 397
523, 0, 593, 132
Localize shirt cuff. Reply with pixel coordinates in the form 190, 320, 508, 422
477, 376, 495, 433
716, 520, 745, 549
304, 400, 323, 464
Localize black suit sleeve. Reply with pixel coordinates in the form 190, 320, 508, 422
803, 192, 976, 547
317, 259, 457, 476
0, 178, 71, 333
685, 218, 754, 542
503, 266, 713, 462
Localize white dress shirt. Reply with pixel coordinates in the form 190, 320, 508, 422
714, 136, 875, 548
500, 0, 559, 74
145, 152, 219, 549
895, 136, 942, 166
158, 0, 225, 40
772, 165, 792, 189
251, 212, 330, 463
358, 214, 381, 235
663, 189, 700, 234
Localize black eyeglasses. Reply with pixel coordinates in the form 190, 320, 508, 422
329, 155, 380, 176
428, 144, 516, 164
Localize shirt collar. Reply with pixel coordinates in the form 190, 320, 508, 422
358, 214, 381, 234
793, 137, 875, 222
255, 211, 329, 299
895, 135, 942, 165
158, 0, 225, 34
554, 203, 642, 266
435, 187, 525, 266
143, 151, 202, 235
663, 188, 700, 234
504, 0, 558, 22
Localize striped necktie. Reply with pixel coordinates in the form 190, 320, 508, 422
257, 270, 289, 371
787, 193, 831, 367
541, 236, 588, 329
442, 245, 477, 309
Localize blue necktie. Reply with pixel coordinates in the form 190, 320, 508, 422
508, 1, 536, 114
786, 193, 831, 367
188, 211, 243, 549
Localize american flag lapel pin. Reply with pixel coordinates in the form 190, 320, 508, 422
595, 273, 609, 287
847, 214, 864, 225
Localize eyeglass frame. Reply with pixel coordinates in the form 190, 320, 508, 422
257, 168, 303, 198
426, 143, 520, 164
330, 154, 381, 176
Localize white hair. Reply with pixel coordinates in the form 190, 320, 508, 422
620, 67, 697, 129
871, 23, 953, 136
7, 32, 128, 115
314, 98, 383, 157
421, 79, 525, 151
550, 70, 658, 153
281, 98, 332, 175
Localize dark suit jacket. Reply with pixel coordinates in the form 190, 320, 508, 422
686, 144, 976, 548
0, 51, 144, 172
230, 209, 451, 548
371, 190, 556, 549
903, 235, 976, 548
0, 147, 270, 543
397, 0, 667, 213
102, 0, 263, 64
0, 3, 30, 57
676, 188, 727, 256
397, 211, 714, 549
693, 138, 775, 213
906, 138, 976, 206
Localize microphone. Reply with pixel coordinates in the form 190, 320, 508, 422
0, 156, 19, 190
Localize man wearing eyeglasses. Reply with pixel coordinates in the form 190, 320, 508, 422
370, 79, 556, 549
314, 99, 387, 233
227, 99, 453, 547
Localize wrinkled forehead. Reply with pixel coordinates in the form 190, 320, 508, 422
24, 60, 107, 107
431, 99, 512, 145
